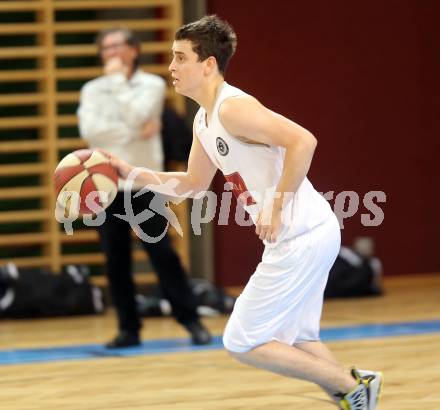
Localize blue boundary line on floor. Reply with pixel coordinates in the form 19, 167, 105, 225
1, 319, 439, 366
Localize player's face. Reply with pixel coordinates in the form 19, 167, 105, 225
169, 40, 205, 96
100, 32, 138, 69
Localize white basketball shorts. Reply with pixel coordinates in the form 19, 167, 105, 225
223, 214, 341, 353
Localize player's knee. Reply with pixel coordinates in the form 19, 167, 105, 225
223, 318, 253, 356
222, 326, 240, 352
222, 332, 231, 351
223, 332, 250, 362
224, 346, 246, 362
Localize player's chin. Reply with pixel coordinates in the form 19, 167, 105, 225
174, 85, 186, 96
173, 82, 189, 95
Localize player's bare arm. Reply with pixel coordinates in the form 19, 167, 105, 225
219, 95, 317, 242
106, 120, 217, 198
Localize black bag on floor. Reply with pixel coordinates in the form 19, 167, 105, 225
0, 263, 104, 318
324, 247, 383, 298
137, 278, 236, 317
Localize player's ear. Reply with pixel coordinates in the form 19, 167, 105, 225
204, 56, 217, 75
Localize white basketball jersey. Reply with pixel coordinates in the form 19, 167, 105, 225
195, 82, 334, 240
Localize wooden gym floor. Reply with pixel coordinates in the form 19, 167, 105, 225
0, 273, 439, 409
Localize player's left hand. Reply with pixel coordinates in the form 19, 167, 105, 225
255, 203, 283, 243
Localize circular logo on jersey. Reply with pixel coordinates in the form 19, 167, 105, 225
216, 137, 229, 156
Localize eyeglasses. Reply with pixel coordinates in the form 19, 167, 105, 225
100, 41, 128, 52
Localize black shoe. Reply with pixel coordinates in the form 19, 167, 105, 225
183, 321, 212, 345
105, 331, 141, 349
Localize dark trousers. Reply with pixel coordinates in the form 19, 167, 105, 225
98, 191, 198, 335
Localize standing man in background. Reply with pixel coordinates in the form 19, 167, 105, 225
77, 28, 211, 348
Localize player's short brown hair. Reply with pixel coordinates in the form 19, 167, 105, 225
175, 15, 237, 75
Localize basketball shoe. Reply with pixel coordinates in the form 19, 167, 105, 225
356, 368, 383, 410
338, 381, 368, 410
338, 368, 383, 410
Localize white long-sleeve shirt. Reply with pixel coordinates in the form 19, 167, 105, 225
77, 69, 166, 177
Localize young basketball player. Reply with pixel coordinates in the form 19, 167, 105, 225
106, 15, 382, 410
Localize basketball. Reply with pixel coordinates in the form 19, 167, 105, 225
54, 149, 118, 216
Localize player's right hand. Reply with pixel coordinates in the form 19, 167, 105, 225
97, 149, 133, 180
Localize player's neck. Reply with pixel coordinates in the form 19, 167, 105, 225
194, 77, 225, 118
